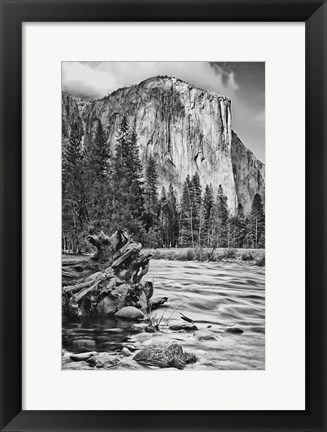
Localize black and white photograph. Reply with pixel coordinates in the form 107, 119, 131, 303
61, 61, 265, 371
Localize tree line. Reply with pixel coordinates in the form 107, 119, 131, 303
62, 117, 265, 253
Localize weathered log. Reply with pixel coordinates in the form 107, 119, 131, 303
62, 228, 153, 320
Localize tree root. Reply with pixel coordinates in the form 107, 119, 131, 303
62, 228, 154, 320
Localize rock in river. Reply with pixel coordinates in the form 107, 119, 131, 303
197, 332, 218, 341
115, 306, 145, 320
133, 342, 197, 369
169, 323, 198, 331
70, 351, 98, 361
149, 296, 168, 310
121, 347, 132, 357
86, 352, 120, 368
225, 326, 244, 334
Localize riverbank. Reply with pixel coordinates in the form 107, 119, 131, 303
143, 247, 265, 266
62, 247, 265, 266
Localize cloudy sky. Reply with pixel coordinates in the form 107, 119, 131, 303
62, 61, 265, 162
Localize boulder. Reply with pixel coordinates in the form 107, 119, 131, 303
225, 326, 244, 334
149, 296, 168, 310
115, 306, 145, 320
70, 351, 98, 361
121, 347, 132, 357
133, 342, 197, 369
169, 322, 198, 331
197, 334, 217, 341
86, 352, 120, 368
125, 344, 138, 351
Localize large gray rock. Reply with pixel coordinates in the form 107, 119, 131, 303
169, 322, 198, 331
225, 326, 244, 334
86, 352, 120, 368
133, 342, 197, 369
115, 306, 145, 320
70, 351, 98, 361
121, 347, 132, 357
149, 296, 168, 310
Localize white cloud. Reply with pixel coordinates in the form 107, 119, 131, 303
62, 61, 240, 100
226, 71, 239, 91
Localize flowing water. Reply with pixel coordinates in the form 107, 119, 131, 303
62, 260, 265, 370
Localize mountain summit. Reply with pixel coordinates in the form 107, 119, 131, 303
62, 75, 265, 214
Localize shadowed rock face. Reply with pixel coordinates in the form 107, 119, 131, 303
62, 75, 265, 214
62, 92, 84, 139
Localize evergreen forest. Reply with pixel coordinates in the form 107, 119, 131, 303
62, 117, 265, 253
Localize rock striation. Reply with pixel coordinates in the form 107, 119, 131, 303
62, 75, 265, 214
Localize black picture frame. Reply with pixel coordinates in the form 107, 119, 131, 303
0, 0, 326, 431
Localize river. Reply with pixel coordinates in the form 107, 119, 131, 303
62, 259, 265, 370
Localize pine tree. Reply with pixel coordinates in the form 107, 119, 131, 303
84, 118, 111, 181
227, 203, 247, 248
144, 155, 159, 230
112, 116, 129, 208
62, 122, 87, 253
191, 172, 202, 244
227, 217, 237, 248
83, 118, 112, 228
111, 116, 146, 241
127, 128, 145, 221
258, 225, 265, 248
147, 226, 162, 248
167, 183, 179, 247
178, 173, 203, 248
62, 122, 83, 182
180, 175, 193, 247
249, 194, 265, 248
244, 217, 251, 248
212, 184, 229, 247
159, 186, 169, 246
197, 204, 205, 253
236, 203, 246, 248
202, 184, 214, 247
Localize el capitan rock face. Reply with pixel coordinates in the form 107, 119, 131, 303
62, 75, 265, 214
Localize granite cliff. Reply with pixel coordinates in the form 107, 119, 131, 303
62, 75, 265, 214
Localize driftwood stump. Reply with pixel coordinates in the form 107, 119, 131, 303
62, 228, 153, 320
